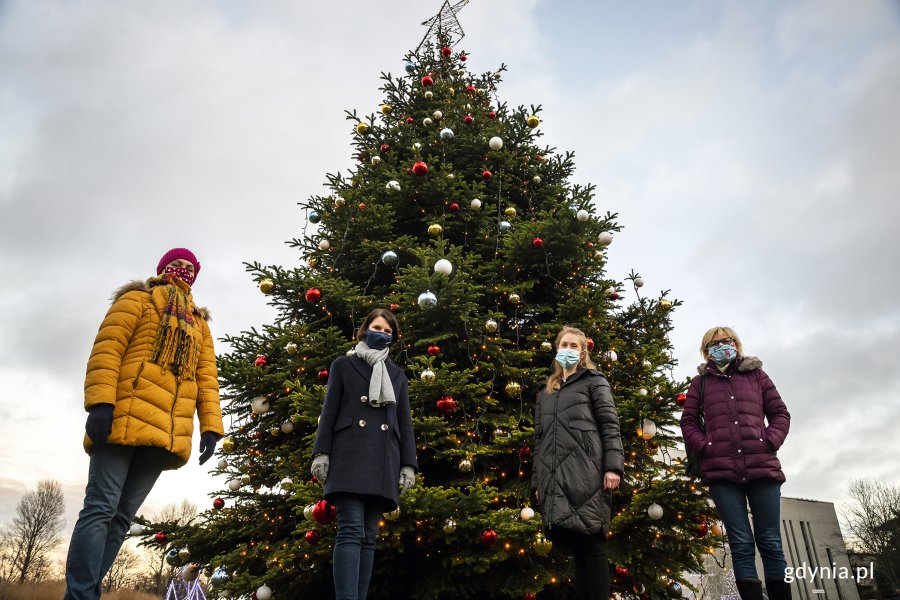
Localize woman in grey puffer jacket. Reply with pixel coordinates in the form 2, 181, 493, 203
533, 326, 625, 600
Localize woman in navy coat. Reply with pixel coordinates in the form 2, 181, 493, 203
311, 308, 417, 600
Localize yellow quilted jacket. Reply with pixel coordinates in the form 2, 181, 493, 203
83, 280, 225, 468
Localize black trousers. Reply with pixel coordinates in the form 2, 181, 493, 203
547, 527, 610, 600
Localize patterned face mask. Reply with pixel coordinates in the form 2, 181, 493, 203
708, 343, 737, 365
163, 265, 195, 286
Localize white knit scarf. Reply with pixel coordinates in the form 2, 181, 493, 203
353, 342, 396, 407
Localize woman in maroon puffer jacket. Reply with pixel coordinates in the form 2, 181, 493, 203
680, 327, 791, 600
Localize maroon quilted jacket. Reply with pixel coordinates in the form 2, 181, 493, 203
680, 356, 790, 483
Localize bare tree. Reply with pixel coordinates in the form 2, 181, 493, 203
4, 479, 66, 583
140, 500, 198, 594
842, 479, 900, 592
103, 545, 141, 592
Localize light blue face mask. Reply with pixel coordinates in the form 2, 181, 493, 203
555, 349, 581, 369
708, 343, 737, 365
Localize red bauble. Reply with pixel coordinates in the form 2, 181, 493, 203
254, 356, 268, 368
519, 446, 531, 458
427, 345, 441, 356
305, 530, 320, 545
523, 594, 536, 600
358, 203, 366, 210
535, 154, 544, 162
586, 337, 595, 351
615, 566, 629, 578
154, 531, 167, 544
318, 369, 329, 381
421, 75, 434, 86
488, 111, 497, 119
305, 288, 322, 303
449, 202, 459, 212
412, 161, 429, 176
532, 237, 544, 248
441, 46, 452, 57
213, 498, 225, 510
465, 84, 476, 93
482, 170, 492, 180
406, 116, 414, 124
255, 430, 264, 439
459, 52, 468, 62
481, 529, 498, 546
610, 291, 620, 300
464, 114, 474, 125
436, 396, 458, 414
379, 143, 390, 153
312, 500, 337, 525
694, 517, 709, 538
676, 393, 687, 407
390, 303, 400, 311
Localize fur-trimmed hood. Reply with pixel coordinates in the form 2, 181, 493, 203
111, 279, 211, 321
697, 355, 761, 375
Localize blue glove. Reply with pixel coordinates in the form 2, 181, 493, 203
311, 454, 329, 484
399, 466, 416, 494
198, 431, 221, 465
85, 404, 114, 445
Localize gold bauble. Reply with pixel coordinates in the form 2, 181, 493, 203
308, 258, 318, 269
485, 319, 498, 333
448, 87, 455, 95
268, 427, 280, 436
504, 206, 517, 218
383, 507, 401, 521
526, 115, 540, 128
659, 299, 673, 309
508, 293, 521, 304
458, 458, 473, 472
541, 341, 553, 352
505, 381, 522, 397
334, 197, 346, 207
533, 532, 552, 555
428, 223, 443, 236
258, 278, 275, 294
380, 104, 392, 115
355, 122, 369, 135
221, 437, 235, 453
443, 518, 457, 534
711, 524, 723, 537
285, 342, 299, 354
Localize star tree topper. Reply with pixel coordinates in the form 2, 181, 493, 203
417, 0, 470, 53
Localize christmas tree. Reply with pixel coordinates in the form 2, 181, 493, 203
145, 4, 721, 598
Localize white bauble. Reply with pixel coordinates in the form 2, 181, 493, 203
532, 175, 541, 184
421, 369, 436, 382
647, 502, 664, 520
638, 419, 657, 440
128, 523, 144, 536
597, 231, 614, 246
217, 458, 228, 469
440, 128, 454, 140
432, 110, 443, 120
417, 291, 438, 308
605, 287, 617, 297
489, 136, 503, 151
639, 388, 648, 396
434, 259, 453, 275
240, 474, 251, 485
424, 91, 433, 99
303, 504, 315, 521
181, 563, 200, 581
443, 519, 457, 534
228, 479, 240, 492
370, 156, 381, 165
423, 117, 433, 126
280, 421, 294, 434
520, 507, 535, 521
634, 277, 645, 288
318, 239, 331, 251
250, 396, 270, 415
413, 142, 422, 150
255, 584, 272, 600
470, 198, 482, 209
386, 180, 401, 191
576, 209, 589, 222
604, 350, 618, 362
280, 477, 293, 489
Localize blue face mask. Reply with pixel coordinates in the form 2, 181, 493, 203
708, 343, 737, 365
365, 330, 392, 351
555, 349, 581, 369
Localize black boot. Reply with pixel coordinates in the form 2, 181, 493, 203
736, 578, 764, 600
765, 578, 792, 600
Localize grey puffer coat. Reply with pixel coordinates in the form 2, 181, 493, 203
532, 368, 625, 536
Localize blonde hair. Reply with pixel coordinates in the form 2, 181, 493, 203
545, 326, 597, 393
699, 326, 743, 360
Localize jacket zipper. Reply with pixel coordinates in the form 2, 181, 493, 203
547, 387, 562, 529
169, 380, 180, 451
131, 362, 145, 390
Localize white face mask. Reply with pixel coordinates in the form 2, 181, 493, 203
555, 349, 580, 368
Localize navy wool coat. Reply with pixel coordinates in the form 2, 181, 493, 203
312, 354, 417, 511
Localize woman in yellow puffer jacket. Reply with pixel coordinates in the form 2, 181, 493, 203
64, 248, 224, 600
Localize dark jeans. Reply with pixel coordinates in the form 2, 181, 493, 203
333, 493, 383, 600
547, 527, 610, 600
709, 479, 788, 580
64, 444, 170, 600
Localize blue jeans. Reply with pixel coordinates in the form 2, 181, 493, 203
64, 443, 171, 600
332, 494, 383, 600
709, 479, 788, 581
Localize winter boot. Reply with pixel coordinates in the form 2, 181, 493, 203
765, 579, 792, 600
736, 578, 764, 600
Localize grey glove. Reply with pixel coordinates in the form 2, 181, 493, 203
399, 466, 416, 495
311, 454, 329, 484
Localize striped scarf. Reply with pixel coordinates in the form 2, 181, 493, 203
147, 274, 201, 382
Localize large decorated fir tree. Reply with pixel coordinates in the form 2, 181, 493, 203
143, 5, 721, 599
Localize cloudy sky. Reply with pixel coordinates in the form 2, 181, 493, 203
2, 0, 899, 555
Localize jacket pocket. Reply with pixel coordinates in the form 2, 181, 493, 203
333, 415, 353, 434
569, 420, 597, 458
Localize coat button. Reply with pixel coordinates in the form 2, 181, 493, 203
358, 420, 366, 427
737, 449, 742, 453
759, 438, 764, 442
730, 395, 735, 399
734, 421, 738, 425
360, 395, 368, 402
708, 442, 712, 445
381, 424, 389, 431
